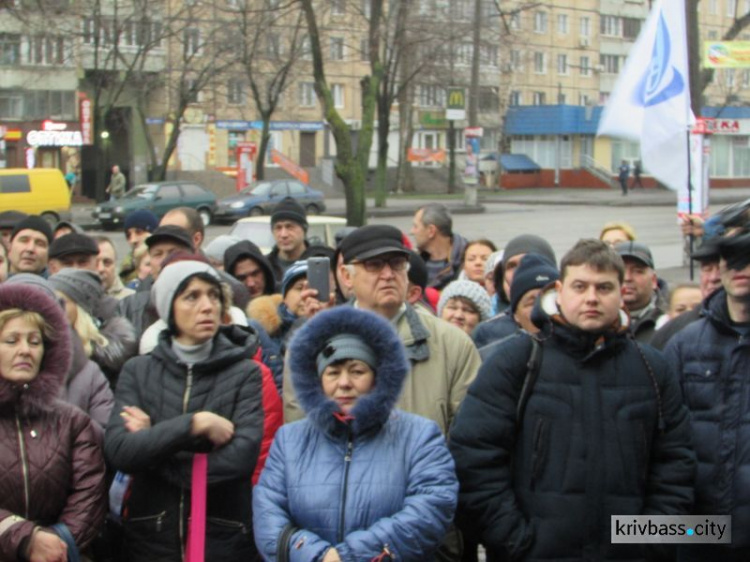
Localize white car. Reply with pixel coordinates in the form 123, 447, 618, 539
227, 215, 347, 253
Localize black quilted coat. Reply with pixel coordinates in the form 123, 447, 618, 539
0, 284, 107, 561
104, 325, 265, 562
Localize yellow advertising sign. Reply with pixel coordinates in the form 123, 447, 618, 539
704, 41, 750, 68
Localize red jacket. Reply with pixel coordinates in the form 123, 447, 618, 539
252, 349, 283, 485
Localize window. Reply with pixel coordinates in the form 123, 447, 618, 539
579, 93, 590, 106
266, 33, 282, 59
227, 131, 244, 166
330, 36, 344, 60
743, 69, 750, 87
533, 91, 546, 105
579, 55, 591, 76
332, 0, 345, 15
557, 54, 568, 74
0, 33, 20, 65
299, 82, 316, 106
183, 78, 202, 103
481, 45, 498, 67
478, 86, 499, 112
456, 43, 473, 65
181, 184, 207, 197
509, 91, 522, 106
707, 30, 718, 39
534, 11, 548, 33
533, 51, 546, 73
0, 175, 31, 194
418, 84, 445, 107
623, 18, 642, 39
270, 183, 287, 197
728, 0, 737, 16
510, 49, 521, 69
509, 12, 521, 30
332, 83, 344, 108
228, 79, 244, 105
726, 69, 736, 87
360, 38, 369, 60
601, 15, 621, 37
301, 36, 312, 60
580, 16, 590, 37
157, 185, 181, 200
361, 0, 371, 18
29, 35, 65, 65
184, 28, 201, 57
709, 0, 717, 14
557, 14, 568, 34
558, 93, 566, 104
600, 54, 620, 74
23, 90, 75, 119
289, 182, 306, 196
0, 90, 23, 118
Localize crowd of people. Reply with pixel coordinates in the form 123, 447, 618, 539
0, 195, 747, 562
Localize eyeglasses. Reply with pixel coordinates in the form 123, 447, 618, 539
353, 255, 410, 273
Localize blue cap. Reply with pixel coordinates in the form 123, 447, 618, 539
281, 260, 308, 296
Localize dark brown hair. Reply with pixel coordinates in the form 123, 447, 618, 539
560, 239, 625, 284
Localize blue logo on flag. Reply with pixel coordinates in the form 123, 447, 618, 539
633, 13, 685, 107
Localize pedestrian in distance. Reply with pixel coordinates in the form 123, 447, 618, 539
105, 165, 127, 201
253, 307, 458, 561
618, 159, 630, 196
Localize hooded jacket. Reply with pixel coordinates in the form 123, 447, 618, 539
664, 288, 750, 553
104, 324, 265, 562
449, 287, 695, 561
0, 285, 106, 561
253, 308, 458, 561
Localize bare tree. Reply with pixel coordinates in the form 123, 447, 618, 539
298, 0, 383, 226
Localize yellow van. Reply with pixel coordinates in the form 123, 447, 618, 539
0, 168, 72, 223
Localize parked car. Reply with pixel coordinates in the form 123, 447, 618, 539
227, 215, 346, 254
214, 179, 326, 222
0, 168, 71, 224
92, 181, 216, 229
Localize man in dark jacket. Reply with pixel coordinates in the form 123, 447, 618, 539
450, 239, 695, 561
411, 203, 468, 290
664, 228, 750, 561
615, 241, 665, 343
225, 240, 276, 300
267, 197, 308, 283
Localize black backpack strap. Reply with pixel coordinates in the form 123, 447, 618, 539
516, 337, 543, 426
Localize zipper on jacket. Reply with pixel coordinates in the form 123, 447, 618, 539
337, 432, 354, 543
15, 415, 31, 518
179, 366, 195, 559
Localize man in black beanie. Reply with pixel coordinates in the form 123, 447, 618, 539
7, 216, 54, 277
267, 197, 308, 281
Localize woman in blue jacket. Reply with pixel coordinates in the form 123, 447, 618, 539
253, 307, 458, 561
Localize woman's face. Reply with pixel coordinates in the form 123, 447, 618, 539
0, 317, 44, 384
321, 359, 375, 414
283, 278, 307, 317
173, 277, 222, 345
56, 292, 78, 326
137, 255, 152, 280
441, 297, 481, 334
463, 243, 493, 284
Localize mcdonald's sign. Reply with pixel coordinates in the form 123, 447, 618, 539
446, 87, 466, 121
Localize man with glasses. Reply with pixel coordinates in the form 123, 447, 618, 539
283, 224, 481, 437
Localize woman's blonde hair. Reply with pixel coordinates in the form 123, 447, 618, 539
133, 243, 149, 266
599, 221, 637, 242
68, 301, 108, 357
0, 309, 55, 341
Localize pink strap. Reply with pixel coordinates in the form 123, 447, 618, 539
186, 453, 208, 562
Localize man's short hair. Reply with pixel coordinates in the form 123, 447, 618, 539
560, 239, 625, 284
419, 203, 452, 237
166, 207, 204, 238
93, 235, 116, 257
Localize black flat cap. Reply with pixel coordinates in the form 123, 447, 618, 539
49, 232, 100, 259
339, 225, 408, 263
615, 241, 654, 269
145, 225, 194, 251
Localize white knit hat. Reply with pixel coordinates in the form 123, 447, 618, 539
437, 280, 492, 321
483, 250, 504, 277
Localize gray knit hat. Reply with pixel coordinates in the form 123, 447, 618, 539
503, 235, 556, 268
316, 334, 378, 376
5, 273, 59, 303
152, 261, 222, 323
48, 269, 104, 317
437, 280, 492, 321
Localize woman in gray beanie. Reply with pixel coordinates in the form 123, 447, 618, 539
104, 260, 265, 561
438, 279, 492, 336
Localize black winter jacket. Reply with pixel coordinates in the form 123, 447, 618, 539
450, 289, 696, 561
664, 289, 750, 554
104, 325, 265, 562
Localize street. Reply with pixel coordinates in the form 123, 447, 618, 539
90, 200, 695, 286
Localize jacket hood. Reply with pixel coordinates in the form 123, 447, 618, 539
0, 284, 72, 415
701, 288, 741, 335
287, 307, 409, 437
246, 294, 284, 336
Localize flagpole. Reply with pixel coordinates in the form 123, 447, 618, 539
685, 129, 694, 280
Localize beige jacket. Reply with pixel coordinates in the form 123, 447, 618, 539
283, 303, 481, 435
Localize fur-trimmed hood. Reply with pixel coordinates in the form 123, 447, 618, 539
0, 284, 72, 416
287, 307, 409, 437
246, 294, 284, 336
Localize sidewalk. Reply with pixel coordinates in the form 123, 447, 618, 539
72, 187, 750, 226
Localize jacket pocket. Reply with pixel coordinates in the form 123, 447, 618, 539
125, 510, 167, 533
205, 516, 255, 559
682, 360, 721, 412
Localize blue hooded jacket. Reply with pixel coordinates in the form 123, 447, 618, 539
253, 307, 458, 561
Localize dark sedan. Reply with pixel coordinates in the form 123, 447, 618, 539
214, 179, 326, 222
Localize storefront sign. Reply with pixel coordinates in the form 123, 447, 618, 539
216, 120, 325, 131
407, 148, 446, 163
704, 41, 750, 68
79, 97, 93, 145
465, 127, 484, 138
27, 121, 83, 147
695, 118, 750, 135
418, 111, 447, 129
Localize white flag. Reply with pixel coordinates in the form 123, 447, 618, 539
597, 0, 693, 191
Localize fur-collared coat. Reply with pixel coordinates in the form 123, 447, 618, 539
0, 285, 106, 561
253, 307, 458, 561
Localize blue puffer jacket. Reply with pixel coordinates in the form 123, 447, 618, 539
253, 308, 458, 561
664, 288, 750, 553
